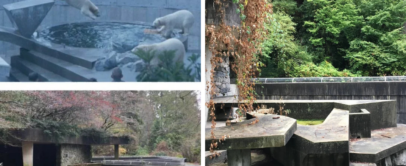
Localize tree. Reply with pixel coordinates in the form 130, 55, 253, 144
345, 0, 406, 76
300, 0, 362, 63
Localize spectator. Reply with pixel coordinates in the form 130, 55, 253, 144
111, 67, 124, 82
28, 72, 39, 82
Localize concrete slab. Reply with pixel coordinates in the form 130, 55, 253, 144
296, 109, 349, 143
205, 114, 297, 150
3, 0, 54, 38
0, 56, 10, 77
350, 124, 406, 163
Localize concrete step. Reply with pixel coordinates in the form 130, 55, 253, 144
20, 50, 93, 82
20, 47, 97, 69
9, 68, 29, 82
11, 55, 70, 82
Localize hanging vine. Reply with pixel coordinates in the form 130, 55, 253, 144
205, 0, 272, 156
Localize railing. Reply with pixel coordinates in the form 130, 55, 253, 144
251, 76, 406, 83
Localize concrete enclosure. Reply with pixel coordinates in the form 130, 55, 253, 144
0, 0, 201, 61
255, 82, 406, 123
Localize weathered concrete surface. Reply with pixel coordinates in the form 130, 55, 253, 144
3, 0, 54, 38
212, 97, 335, 120
335, 100, 397, 130
255, 82, 406, 123
211, 98, 397, 129
205, 150, 227, 166
227, 149, 250, 166
0, 56, 10, 77
1, 128, 130, 145
349, 109, 371, 139
269, 109, 350, 166
205, 0, 241, 26
295, 109, 348, 144
205, 114, 297, 150
350, 124, 406, 163
59, 145, 91, 166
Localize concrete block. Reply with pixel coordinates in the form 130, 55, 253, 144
3, 0, 55, 38
0, 56, 10, 77
349, 109, 371, 139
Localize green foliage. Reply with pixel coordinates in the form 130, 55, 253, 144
259, 0, 406, 77
134, 49, 200, 82
260, 9, 312, 77
269, 0, 297, 15
345, 0, 406, 76
135, 146, 150, 155
30, 119, 81, 142
291, 61, 358, 77
300, 0, 362, 62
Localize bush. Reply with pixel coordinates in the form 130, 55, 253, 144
134, 49, 200, 82
291, 61, 359, 77
180, 139, 200, 163
135, 146, 149, 156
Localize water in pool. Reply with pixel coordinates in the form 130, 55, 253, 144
36, 22, 159, 49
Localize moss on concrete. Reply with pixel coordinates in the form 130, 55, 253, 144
297, 119, 324, 125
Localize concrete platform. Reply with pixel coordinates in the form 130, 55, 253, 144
205, 114, 297, 150
211, 98, 396, 130
269, 108, 350, 166
350, 124, 406, 163
296, 109, 348, 144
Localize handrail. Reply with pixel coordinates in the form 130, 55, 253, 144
250, 76, 406, 83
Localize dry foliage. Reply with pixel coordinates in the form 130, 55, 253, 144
205, 0, 272, 154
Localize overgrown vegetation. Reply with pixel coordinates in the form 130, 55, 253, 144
0, 91, 201, 164
259, 0, 406, 77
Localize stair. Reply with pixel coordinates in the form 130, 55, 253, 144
11, 56, 70, 82
9, 47, 137, 82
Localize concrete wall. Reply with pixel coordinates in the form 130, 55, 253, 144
58, 145, 91, 166
255, 82, 406, 123
0, 0, 201, 62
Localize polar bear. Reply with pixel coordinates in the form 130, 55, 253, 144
131, 38, 185, 67
152, 10, 194, 38
63, 0, 100, 20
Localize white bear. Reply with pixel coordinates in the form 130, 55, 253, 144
62, 0, 100, 20
152, 10, 194, 38
131, 38, 185, 67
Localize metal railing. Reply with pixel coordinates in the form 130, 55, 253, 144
251, 76, 406, 83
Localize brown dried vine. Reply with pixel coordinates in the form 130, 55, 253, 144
205, 0, 272, 154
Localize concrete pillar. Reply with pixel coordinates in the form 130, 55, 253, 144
114, 144, 119, 159
22, 142, 34, 166
227, 149, 251, 166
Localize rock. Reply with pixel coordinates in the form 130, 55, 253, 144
103, 52, 118, 70
94, 59, 106, 71
122, 60, 145, 72
116, 52, 140, 65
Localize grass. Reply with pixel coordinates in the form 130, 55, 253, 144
297, 119, 324, 125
